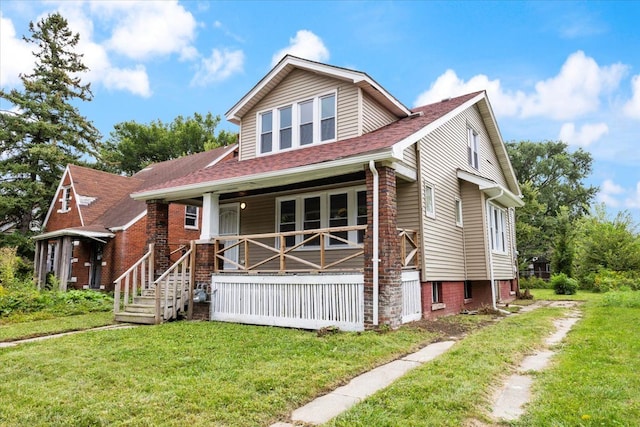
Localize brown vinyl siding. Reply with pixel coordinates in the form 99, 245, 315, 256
397, 179, 420, 232
402, 144, 417, 169
362, 92, 398, 134
239, 69, 359, 161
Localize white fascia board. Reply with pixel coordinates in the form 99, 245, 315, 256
457, 170, 524, 207
41, 165, 71, 230
69, 171, 85, 227
225, 56, 410, 123
390, 161, 417, 182
392, 93, 486, 159
32, 229, 115, 241
132, 149, 395, 201
205, 144, 238, 168
109, 210, 146, 232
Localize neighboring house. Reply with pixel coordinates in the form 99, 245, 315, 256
524, 256, 551, 280
32, 146, 236, 290
123, 55, 523, 330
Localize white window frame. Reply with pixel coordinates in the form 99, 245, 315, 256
467, 127, 479, 170
256, 90, 337, 156
184, 205, 199, 230
455, 198, 463, 227
275, 186, 366, 249
489, 204, 507, 253
432, 281, 443, 303
423, 182, 436, 219
59, 186, 71, 213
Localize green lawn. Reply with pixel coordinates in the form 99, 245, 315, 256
0, 312, 114, 342
326, 307, 565, 426
528, 288, 605, 302
0, 320, 441, 426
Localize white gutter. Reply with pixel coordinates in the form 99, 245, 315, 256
369, 160, 379, 326
485, 189, 503, 310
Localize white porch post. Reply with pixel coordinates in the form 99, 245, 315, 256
200, 193, 220, 240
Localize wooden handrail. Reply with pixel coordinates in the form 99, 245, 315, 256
153, 244, 193, 324
113, 243, 154, 314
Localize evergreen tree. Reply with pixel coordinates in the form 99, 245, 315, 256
0, 13, 100, 239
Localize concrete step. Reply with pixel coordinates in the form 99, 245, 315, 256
115, 312, 156, 325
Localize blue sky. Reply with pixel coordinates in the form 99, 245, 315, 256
2, 1, 640, 219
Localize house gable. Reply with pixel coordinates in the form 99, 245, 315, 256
42, 166, 83, 232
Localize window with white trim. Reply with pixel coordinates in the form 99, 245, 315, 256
185, 206, 199, 229
467, 127, 479, 170
423, 183, 435, 219
60, 186, 71, 212
276, 187, 366, 248
258, 92, 337, 155
455, 198, 463, 227
432, 281, 443, 303
489, 205, 506, 253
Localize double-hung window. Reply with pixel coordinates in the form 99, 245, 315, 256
258, 92, 336, 155
455, 198, 463, 227
489, 205, 506, 253
59, 186, 71, 212
432, 281, 443, 304
185, 206, 199, 229
276, 187, 366, 248
423, 182, 435, 218
468, 127, 479, 170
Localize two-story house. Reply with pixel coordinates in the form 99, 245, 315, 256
120, 55, 523, 330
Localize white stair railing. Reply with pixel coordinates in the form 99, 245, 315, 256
153, 241, 195, 324
113, 243, 154, 315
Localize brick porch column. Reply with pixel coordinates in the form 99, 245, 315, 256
195, 242, 215, 290
364, 164, 402, 329
146, 199, 170, 274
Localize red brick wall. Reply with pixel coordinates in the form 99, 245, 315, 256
421, 280, 494, 319
364, 165, 402, 329
44, 173, 82, 232
498, 279, 517, 303
192, 302, 211, 321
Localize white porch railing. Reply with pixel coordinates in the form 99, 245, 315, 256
113, 243, 154, 315
401, 270, 422, 323
210, 273, 365, 331
153, 242, 194, 323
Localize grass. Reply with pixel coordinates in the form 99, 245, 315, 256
515, 292, 640, 426
528, 288, 605, 302
0, 320, 442, 426
326, 307, 565, 426
0, 311, 115, 342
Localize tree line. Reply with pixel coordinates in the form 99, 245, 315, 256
1, 13, 639, 287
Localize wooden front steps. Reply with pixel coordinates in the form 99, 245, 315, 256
114, 290, 183, 325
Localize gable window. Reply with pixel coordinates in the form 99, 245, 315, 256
185, 206, 199, 229
59, 186, 71, 212
320, 94, 336, 141
276, 187, 365, 248
489, 205, 506, 253
455, 198, 463, 227
423, 183, 435, 219
468, 127, 479, 170
258, 92, 337, 155
260, 111, 273, 153
432, 281, 443, 303
279, 106, 292, 150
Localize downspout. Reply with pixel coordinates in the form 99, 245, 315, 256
369, 160, 379, 325
485, 189, 503, 311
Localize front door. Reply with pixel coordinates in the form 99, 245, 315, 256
89, 242, 104, 289
219, 204, 239, 269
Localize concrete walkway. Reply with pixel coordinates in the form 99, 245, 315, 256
490, 302, 581, 421
271, 340, 456, 427
0, 324, 136, 348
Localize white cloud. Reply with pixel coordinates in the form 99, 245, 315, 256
190, 49, 244, 87
102, 65, 151, 97
598, 179, 625, 208
623, 74, 640, 119
624, 182, 640, 209
414, 51, 626, 121
0, 13, 35, 88
558, 122, 608, 147
96, 1, 197, 61
271, 30, 329, 67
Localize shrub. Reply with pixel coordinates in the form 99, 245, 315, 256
1, 288, 113, 318
520, 276, 551, 289
551, 273, 578, 295
592, 269, 640, 293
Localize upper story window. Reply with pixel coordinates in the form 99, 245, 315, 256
185, 205, 199, 229
467, 127, 479, 170
455, 198, 463, 227
489, 204, 506, 253
423, 182, 435, 219
59, 186, 71, 213
258, 92, 337, 155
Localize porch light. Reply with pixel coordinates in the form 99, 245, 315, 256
240, 202, 246, 210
